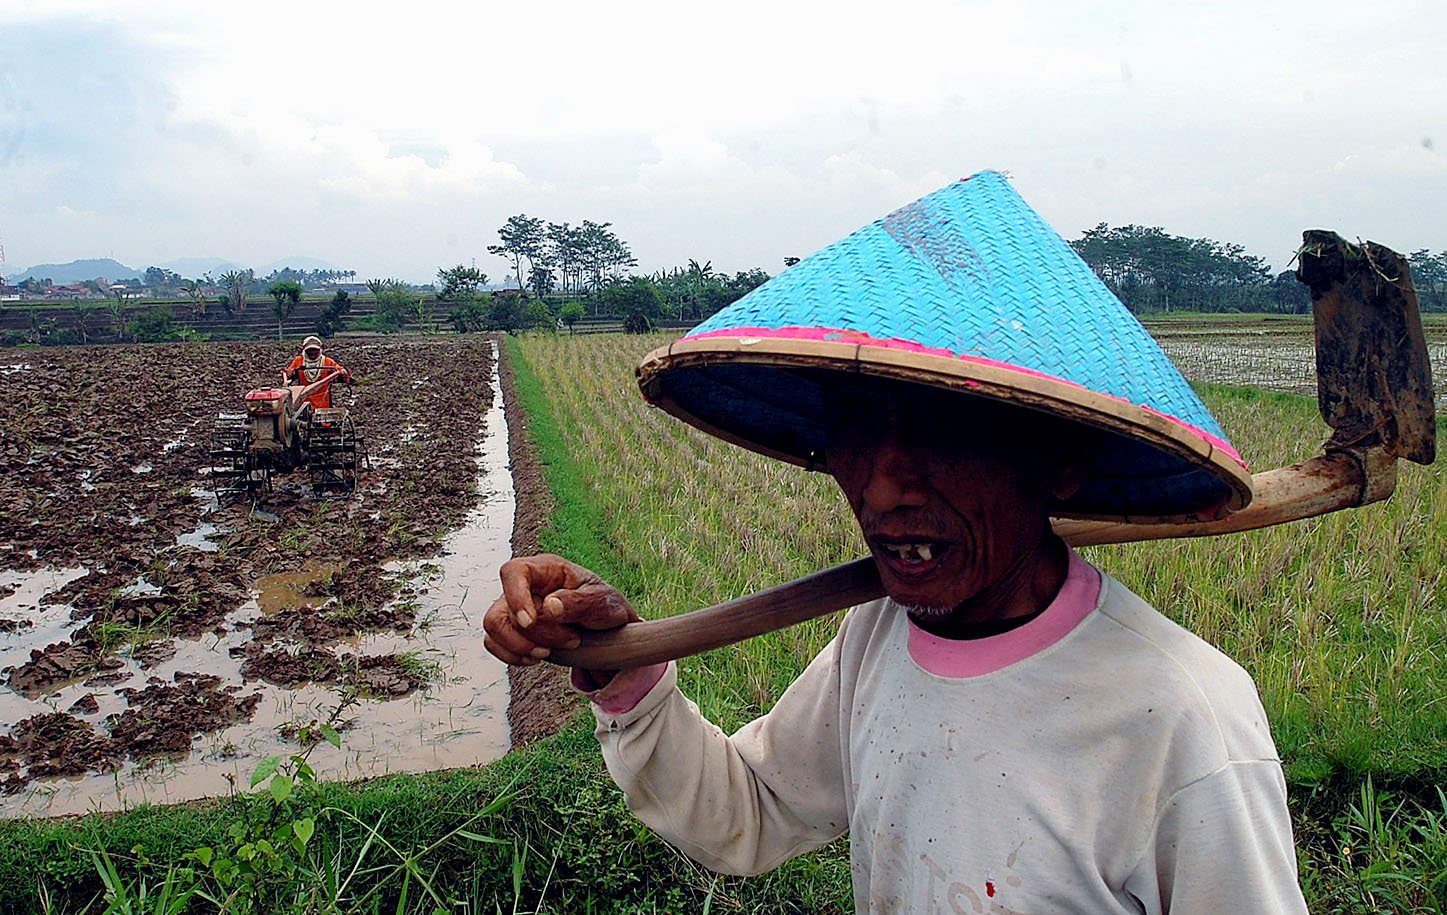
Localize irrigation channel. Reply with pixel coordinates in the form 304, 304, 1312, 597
0, 342, 514, 816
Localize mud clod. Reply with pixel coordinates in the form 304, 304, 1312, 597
6, 641, 124, 696
6, 712, 120, 781
109, 673, 261, 759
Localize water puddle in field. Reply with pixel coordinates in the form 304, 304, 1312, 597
0, 566, 87, 644
1, 345, 516, 817
253, 563, 340, 615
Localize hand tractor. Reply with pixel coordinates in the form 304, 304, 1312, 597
209, 370, 368, 502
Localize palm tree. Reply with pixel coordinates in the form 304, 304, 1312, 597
268, 280, 302, 340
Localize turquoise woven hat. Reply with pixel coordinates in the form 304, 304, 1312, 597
637, 170, 1253, 523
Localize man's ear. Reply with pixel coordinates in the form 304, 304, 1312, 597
1050, 461, 1089, 502
1042, 426, 1103, 502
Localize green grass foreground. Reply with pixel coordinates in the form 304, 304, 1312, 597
2, 331, 1444, 913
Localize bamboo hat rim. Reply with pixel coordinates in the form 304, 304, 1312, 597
637, 333, 1253, 525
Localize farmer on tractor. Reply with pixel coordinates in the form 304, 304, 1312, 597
485, 172, 1316, 912
284, 335, 352, 410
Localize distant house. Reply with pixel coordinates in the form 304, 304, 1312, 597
321, 282, 373, 295
49, 284, 94, 300
0, 285, 20, 302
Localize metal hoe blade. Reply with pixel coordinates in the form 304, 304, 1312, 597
1299, 230, 1436, 466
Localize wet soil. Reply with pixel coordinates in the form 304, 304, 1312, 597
0, 337, 513, 806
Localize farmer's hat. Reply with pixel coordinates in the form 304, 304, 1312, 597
636, 170, 1253, 523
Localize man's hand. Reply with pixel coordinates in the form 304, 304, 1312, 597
484, 554, 640, 667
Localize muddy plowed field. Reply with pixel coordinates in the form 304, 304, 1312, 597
0, 337, 514, 814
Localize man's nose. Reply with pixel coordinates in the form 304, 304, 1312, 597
860, 436, 928, 513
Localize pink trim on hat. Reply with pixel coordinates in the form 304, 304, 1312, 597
683, 325, 1246, 469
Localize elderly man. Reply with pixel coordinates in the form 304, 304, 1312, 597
283, 335, 352, 410
484, 172, 1308, 913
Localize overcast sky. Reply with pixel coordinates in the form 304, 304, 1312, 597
2, 0, 1444, 285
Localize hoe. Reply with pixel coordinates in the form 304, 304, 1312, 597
209, 369, 368, 503
549, 232, 1438, 670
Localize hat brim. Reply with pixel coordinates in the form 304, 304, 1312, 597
638, 333, 1253, 524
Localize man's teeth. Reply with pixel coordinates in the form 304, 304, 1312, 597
885, 544, 934, 562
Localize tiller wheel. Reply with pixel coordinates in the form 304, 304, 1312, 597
209, 413, 269, 503
305, 407, 367, 495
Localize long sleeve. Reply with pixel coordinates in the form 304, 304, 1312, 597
1124, 753, 1308, 913
592, 640, 851, 875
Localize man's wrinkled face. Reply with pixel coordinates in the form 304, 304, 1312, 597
823, 379, 1060, 614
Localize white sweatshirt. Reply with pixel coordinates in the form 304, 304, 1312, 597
586, 552, 1308, 914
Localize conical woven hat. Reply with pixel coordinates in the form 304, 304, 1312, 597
637, 170, 1252, 523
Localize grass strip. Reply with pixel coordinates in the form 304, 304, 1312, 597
503, 334, 636, 594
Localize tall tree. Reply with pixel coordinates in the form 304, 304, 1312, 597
528, 265, 556, 299
219, 269, 253, 314
577, 221, 637, 310
488, 214, 546, 294
437, 264, 489, 332
267, 279, 303, 340
547, 221, 583, 297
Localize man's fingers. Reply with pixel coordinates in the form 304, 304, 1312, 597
498, 554, 591, 628
538, 583, 637, 630
483, 596, 550, 662
483, 593, 582, 665
483, 632, 537, 667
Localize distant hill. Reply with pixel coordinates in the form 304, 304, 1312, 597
13, 258, 140, 285
13, 255, 342, 286
155, 257, 245, 278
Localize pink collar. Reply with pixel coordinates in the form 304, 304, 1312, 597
905, 549, 1101, 678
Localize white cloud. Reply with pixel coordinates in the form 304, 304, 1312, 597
1, 0, 1444, 281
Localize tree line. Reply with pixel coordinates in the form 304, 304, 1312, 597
1069, 224, 1447, 315
7, 215, 1443, 347
418, 214, 774, 336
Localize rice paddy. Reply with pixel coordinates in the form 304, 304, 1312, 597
515, 328, 1446, 780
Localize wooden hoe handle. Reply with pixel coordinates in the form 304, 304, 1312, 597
547, 232, 1435, 671
546, 446, 1400, 671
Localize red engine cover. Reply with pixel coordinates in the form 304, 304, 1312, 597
244, 388, 288, 415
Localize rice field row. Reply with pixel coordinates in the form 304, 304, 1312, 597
517, 331, 1447, 779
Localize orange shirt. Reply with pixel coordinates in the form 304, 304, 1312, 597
283, 356, 350, 409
